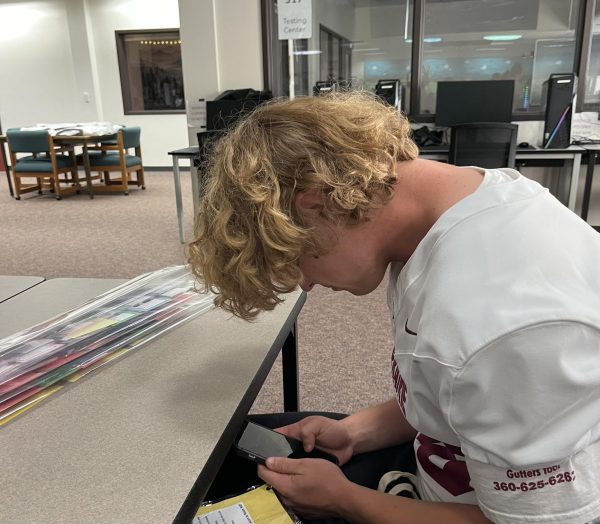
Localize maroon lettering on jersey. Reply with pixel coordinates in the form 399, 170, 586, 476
415, 433, 473, 496
391, 347, 407, 416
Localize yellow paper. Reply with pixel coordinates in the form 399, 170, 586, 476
65, 318, 119, 339
67, 348, 129, 382
194, 484, 293, 524
0, 385, 63, 426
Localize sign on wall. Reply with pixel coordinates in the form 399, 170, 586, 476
277, 0, 312, 40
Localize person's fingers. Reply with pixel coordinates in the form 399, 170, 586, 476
274, 421, 302, 439
265, 456, 304, 474
257, 464, 279, 486
275, 419, 319, 451
299, 418, 324, 451
258, 458, 304, 490
274, 425, 290, 436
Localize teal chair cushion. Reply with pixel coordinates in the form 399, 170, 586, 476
14, 155, 75, 173
87, 152, 141, 167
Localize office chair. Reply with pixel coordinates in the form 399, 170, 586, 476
449, 122, 518, 169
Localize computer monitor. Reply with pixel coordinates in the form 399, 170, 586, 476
435, 80, 515, 127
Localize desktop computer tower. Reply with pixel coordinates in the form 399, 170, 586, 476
375, 79, 405, 112
313, 81, 336, 96
542, 73, 577, 149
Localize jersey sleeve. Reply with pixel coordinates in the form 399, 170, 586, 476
449, 321, 600, 524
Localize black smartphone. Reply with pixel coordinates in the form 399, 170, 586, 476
234, 420, 339, 465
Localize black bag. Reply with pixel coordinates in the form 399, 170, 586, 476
412, 125, 444, 147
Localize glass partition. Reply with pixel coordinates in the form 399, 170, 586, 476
584, 1, 600, 107
420, 0, 580, 116
262, 0, 591, 121
265, 0, 413, 108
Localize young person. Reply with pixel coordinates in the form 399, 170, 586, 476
187, 91, 600, 524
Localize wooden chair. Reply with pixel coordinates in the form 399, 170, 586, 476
83, 127, 145, 195
6, 129, 80, 200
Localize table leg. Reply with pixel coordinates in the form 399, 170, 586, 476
3, 167, 13, 197
82, 143, 94, 199
191, 164, 200, 218
172, 156, 185, 244
567, 153, 582, 212
282, 323, 299, 412
581, 150, 597, 222
1, 143, 14, 197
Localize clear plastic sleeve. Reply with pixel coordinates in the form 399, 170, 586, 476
0, 266, 214, 425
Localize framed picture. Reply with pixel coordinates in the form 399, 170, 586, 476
116, 29, 186, 114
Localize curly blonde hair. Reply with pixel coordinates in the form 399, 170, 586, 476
187, 90, 418, 320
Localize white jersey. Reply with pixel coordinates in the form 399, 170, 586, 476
388, 168, 600, 524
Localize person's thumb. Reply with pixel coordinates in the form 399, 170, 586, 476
265, 456, 301, 474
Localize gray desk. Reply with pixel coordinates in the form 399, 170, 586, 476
0, 278, 305, 523
0, 275, 44, 303
419, 145, 585, 211
168, 146, 200, 243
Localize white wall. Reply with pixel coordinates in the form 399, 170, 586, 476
0, 0, 93, 127
85, 0, 187, 166
0, 0, 188, 167
178, 0, 263, 144
214, 0, 263, 92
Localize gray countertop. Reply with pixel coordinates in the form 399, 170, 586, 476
0, 275, 45, 303
0, 278, 304, 523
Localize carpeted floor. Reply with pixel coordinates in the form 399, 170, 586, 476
0, 170, 395, 415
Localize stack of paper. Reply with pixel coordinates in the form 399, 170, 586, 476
0, 266, 214, 426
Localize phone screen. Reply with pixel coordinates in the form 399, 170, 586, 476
236, 421, 301, 460
235, 421, 339, 464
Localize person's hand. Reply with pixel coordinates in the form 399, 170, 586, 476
258, 457, 353, 519
276, 416, 354, 465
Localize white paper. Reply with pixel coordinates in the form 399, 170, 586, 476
193, 502, 254, 524
277, 0, 312, 40
572, 112, 600, 141
188, 100, 207, 128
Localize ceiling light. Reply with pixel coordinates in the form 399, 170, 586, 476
424, 37, 442, 43
484, 34, 522, 41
